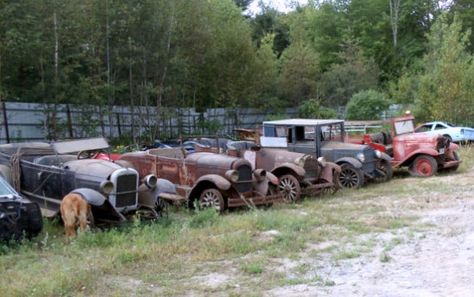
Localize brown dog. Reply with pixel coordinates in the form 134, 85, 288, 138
60, 192, 91, 239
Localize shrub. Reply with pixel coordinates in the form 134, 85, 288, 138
346, 90, 390, 120
299, 99, 337, 119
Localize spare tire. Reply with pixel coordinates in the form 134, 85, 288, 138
25, 202, 43, 237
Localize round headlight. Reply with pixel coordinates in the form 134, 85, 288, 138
295, 156, 305, 167
317, 156, 327, 167
144, 174, 158, 188
375, 150, 382, 158
100, 180, 114, 194
225, 170, 239, 182
357, 153, 365, 162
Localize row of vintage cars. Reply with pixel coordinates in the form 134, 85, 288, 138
0, 113, 462, 240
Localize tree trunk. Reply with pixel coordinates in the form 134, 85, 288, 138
389, 0, 400, 48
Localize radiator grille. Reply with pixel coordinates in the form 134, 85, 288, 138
115, 174, 138, 208
235, 164, 253, 193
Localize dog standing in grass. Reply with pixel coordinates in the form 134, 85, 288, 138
60, 192, 91, 239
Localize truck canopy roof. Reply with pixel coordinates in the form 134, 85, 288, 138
263, 119, 343, 126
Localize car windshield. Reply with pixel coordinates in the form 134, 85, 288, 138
321, 124, 344, 142
394, 120, 415, 135
0, 178, 17, 196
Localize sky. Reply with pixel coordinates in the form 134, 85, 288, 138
247, 0, 309, 15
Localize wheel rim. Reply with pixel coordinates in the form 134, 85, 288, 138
279, 176, 298, 202
339, 167, 360, 188
200, 191, 221, 211
415, 158, 434, 176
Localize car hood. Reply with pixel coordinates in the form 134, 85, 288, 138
63, 159, 124, 176
399, 132, 439, 142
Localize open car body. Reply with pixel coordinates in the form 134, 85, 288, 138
118, 148, 282, 211
0, 138, 173, 223
223, 141, 341, 201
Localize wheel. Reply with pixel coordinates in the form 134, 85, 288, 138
278, 174, 301, 202
25, 202, 43, 237
338, 164, 364, 188
443, 134, 452, 142
375, 160, 392, 183
322, 170, 340, 195
409, 155, 438, 177
199, 188, 225, 212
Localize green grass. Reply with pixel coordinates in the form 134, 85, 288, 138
0, 145, 473, 296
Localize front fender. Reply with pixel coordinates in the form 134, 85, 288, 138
71, 188, 106, 206
335, 157, 362, 169
401, 148, 440, 165
272, 163, 306, 178
138, 178, 178, 207
194, 174, 232, 191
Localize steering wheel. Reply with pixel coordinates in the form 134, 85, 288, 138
77, 150, 100, 159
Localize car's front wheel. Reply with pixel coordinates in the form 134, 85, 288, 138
338, 164, 364, 188
199, 188, 225, 212
409, 155, 438, 177
278, 174, 301, 202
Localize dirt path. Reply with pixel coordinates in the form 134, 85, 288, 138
266, 195, 474, 296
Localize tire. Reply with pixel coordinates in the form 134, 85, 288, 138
338, 164, 364, 188
409, 155, 438, 177
443, 134, 452, 142
375, 160, 393, 183
278, 174, 301, 202
25, 202, 43, 238
199, 188, 225, 212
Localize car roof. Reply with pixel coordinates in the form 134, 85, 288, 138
263, 118, 343, 126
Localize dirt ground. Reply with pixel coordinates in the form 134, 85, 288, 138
265, 170, 474, 297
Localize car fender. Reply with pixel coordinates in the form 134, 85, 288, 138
449, 142, 459, 151
70, 188, 106, 206
272, 163, 305, 179
138, 178, 178, 207
335, 157, 363, 169
400, 148, 440, 165
188, 174, 231, 204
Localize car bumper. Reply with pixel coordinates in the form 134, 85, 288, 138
301, 180, 336, 196
227, 192, 283, 208
441, 159, 462, 169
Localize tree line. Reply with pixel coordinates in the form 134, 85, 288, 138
0, 0, 473, 126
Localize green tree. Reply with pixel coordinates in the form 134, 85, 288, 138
415, 13, 474, 125
278, 42, 320, 106
346, 90, 390, 120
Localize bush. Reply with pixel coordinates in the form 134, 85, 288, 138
346, 90, 390, 120
299, 99, 337, 119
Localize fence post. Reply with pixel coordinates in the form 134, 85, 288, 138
1, 101, 9, 143
116, 112, 122, 137
66, 104, 73, 138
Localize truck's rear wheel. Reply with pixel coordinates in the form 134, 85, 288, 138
409, 155, 438, 177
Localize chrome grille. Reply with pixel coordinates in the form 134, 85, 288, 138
115, 173, 138, 208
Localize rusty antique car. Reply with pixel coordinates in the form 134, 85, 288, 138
349, 113, 461, 177
215, 141, 340, 202
0, 138, 176, 223
117, 148, 282, 212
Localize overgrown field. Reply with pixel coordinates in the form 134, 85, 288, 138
1, 146, 474, 297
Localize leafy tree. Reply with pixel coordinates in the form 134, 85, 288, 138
278, 42, 320, 106
298, 98, 337, 119
415, 13, 474, 125
346, 90, 390, 120
319, 41, 379, 107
